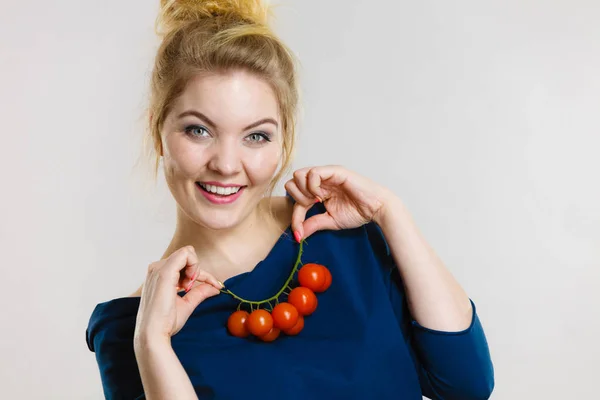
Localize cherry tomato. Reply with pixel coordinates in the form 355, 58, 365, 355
247, 309, 273, 337
288, 287, 318, 316
227, 310, 250, 338
319, 266, 332, 292
283, 314, 304, 336
259, 327, 280, 342
298, 264, 326, 292
272, 302, 299, 330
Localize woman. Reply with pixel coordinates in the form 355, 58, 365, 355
86, 1, 494, 399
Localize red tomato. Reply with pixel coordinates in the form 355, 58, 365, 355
227, 310, 250, 338
247, 309, 273, 337
288, 287, 318, 316
282, 315, 304, 336
298, 264, 326, 292
319, 266, 332, 292
272, 302, 299, 330
259, 327, 281, 342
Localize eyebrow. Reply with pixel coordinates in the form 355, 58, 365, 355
177, 110, 278, 131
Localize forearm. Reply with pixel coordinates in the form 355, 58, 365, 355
375, 195, 472, 331
134, 335, 197, 400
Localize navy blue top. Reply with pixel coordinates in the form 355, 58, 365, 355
86, 202, 494, 399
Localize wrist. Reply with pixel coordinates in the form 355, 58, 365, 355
134, 330, 171, 355
373, 190, 405, 227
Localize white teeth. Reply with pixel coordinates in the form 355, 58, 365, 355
199, 183, 241, 195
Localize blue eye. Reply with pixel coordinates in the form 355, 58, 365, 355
246, 132, 272, 143
185, 125, 210, 138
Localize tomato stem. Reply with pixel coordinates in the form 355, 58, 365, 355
220, 240, 305, 308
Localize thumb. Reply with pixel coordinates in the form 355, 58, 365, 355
302, 212, 338, 239
180, 284, 221, 316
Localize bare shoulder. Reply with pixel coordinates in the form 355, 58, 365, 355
128, 286, 142, 297
262, 195, 294, 228
270, 195, 294, 213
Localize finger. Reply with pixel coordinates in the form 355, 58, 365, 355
292, 168, 316, 200
179, 284, 221, 317
285, 179, 315, 207
190, 269, 223, 292
306, 168, 326, 202
303, 212, 339, 239
308, 165, 347, 193
164, 246, 199, 290
291, 201, 310, 242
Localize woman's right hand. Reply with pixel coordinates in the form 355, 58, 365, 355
133, 245, 223, 344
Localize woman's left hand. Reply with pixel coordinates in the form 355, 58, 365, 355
284, 165, 395, 241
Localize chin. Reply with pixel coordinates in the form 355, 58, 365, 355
192, 209, 244, 231
193, 195, 268, 230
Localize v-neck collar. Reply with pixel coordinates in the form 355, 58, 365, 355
220, 224, 297, 299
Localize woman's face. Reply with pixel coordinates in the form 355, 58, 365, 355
160, 70, 282, 230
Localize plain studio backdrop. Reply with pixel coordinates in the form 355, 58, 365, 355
1, 0, 599, 398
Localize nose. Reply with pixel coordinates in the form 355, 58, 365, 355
207, 138, 242, 177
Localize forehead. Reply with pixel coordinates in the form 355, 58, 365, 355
172, 70, 280, 124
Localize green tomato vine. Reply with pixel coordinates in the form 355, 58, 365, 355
219, 240, 305, 312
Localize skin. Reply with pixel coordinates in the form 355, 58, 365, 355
132, 70, 472, 399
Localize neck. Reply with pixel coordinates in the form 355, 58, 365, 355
163, 200, 284, 281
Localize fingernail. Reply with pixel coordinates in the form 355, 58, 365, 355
186, 281, 193, 292
294, 230, 302, 243
218, 280, 225, 289
315, 197, 322, 203
191, 272, 198, 282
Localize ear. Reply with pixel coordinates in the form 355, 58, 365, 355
150, 113, 164, 157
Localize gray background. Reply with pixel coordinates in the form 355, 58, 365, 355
1, 0, 599, 398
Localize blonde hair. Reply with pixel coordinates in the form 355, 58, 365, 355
145, 0, 299, 198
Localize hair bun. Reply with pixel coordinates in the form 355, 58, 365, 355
158, 0, 271, 35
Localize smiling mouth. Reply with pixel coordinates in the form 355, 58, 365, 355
196, 182, 245, 196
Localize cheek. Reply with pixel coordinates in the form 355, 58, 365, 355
163, 136, 205, 179
245, 146, 281, 183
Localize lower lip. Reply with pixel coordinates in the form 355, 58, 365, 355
196, 183, 245, 205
